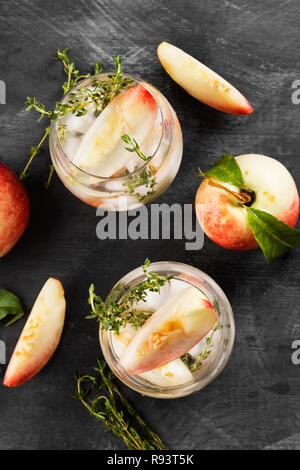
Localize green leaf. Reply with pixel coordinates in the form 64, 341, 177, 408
204, 154, 244, 187
247, 208, 300, 263
0, 289, 25, 326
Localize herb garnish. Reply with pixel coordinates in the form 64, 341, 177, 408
189, 323, 219, 371
121, 134, 157, 201
74, 360, 168, 450
121, 134, 152, 162
20, 49, 131, 184
0, 289, 24, 326
124, 167, 157, 202
198, 154, 300, 263
87, 258, 173, 333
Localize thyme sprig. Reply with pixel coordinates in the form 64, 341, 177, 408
55, 48, 95, 94
87, 258, 173, 333
74, 360, 168, 450
19, 126, 50, 181
124, 167, 157, 202
183, 323, 220, 371
121, 134, 152, 162
20, 49, 131, 183
121, 134, 157, 202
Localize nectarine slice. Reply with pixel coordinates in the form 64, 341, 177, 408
119, 287, 217, 374
72, 84, 158, 177
4, 278, 66, 387
111, 324, 193, 387
157, 42, 253, 115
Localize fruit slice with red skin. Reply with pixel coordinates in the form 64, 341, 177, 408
111, 324, 193, 386
157, 42, 253, 115
195, 154, 300, 250
119, 287, 217, 374
4, 278, 66, 387
0, 163, 29, 257
72, 84, 158, 177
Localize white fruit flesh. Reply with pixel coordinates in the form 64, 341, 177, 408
119, 287, 217, 374
4, 278, 66, 387
111, 324, 193, 387
238, 154, 299, 218
72, 84, 158, 177
157, 42, 253, 115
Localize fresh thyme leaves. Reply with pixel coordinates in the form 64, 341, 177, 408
21, 49, 131, 183
87, 258, 173, 333
121, 134, 152, 162
87, 284, 153, 332
189, 323, 219, 371
44, 164, 55, 189
19, 126, 50, 181
99, 56, 133, 112
121, 134, 157, 201
124, 167, 157, 202
55, 48, 92, 94
74, 360, 168, 450
50, 56, 132, 120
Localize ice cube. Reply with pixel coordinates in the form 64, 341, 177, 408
61, 134, 81, 160
60, 109, 96, 136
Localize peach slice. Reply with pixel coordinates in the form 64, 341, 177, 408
4, 278, 66, 387
157, 41, 253, 115
119, 287, 217, 374
72, 84, 158, 177
111, 324, 193, 387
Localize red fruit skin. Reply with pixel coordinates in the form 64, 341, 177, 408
0, 163, 30, 257
209, 97, 254, 115
196, 179, 300, 251
227, 100, 253, 116
3, 347, 54, 387
124, 84, 157, 111
279, 196, 300, 228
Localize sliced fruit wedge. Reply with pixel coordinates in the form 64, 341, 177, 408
157, 41, 253, 115
72, 84, 158, 177
4, 278, 66, 387
111, 324, 193, 387
119, 287, 217, 374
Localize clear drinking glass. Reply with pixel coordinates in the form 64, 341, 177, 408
100, 261, 235, 399
49, 74, 183, 210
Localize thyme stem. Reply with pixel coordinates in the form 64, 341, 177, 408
20, 126, 50, 181
87, 259, 173, 332
74, 360, 168, 450
20, 49, 130, 186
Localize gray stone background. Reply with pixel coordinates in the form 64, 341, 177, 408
0, 0, 300, 450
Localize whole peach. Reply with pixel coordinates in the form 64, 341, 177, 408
195, 154, 299, 250
0, 163, 30, 257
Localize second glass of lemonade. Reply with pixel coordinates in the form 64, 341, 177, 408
50, 74, 183, 210
100, 261, 235, 399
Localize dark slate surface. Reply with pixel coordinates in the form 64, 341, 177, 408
0, 0, 300, 450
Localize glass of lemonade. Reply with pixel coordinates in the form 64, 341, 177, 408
100, 261, 235, 399
49, 73, 183, 210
